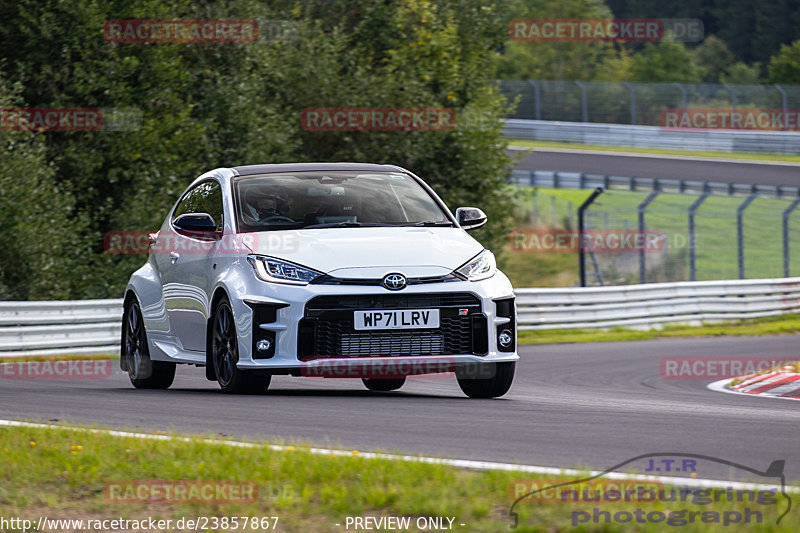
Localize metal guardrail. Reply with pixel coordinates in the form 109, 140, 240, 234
0, 299, 122, 357
503, 119, 800, 154
2, 279, 800, 355
510, 169, 800, 199
516, 277, 800, 330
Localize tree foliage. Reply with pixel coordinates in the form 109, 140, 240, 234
768, 39, 800, 85
630, 39, 701, 83
0, 0, 516, 299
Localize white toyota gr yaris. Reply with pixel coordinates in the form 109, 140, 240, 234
122, 163, 518, 398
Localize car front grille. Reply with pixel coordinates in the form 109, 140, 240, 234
298, 293, 486, 359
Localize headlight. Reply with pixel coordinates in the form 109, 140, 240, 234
248, 255, 322, 285
455, 250, 496, 281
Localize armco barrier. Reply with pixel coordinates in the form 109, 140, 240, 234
509, 169, 800, 199
2, 278, 800, 356
516, 277, 800, 330
0, 299, 122, 357
503, 119, 800, 154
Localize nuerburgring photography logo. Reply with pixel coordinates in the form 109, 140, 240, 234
509, 453, 791, 528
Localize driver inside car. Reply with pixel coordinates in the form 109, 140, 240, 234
244, 188, 290, 223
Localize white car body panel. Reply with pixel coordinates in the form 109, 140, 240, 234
243, 227, 483, 274
125, 163, 518, 378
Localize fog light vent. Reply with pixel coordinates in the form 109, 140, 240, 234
498, 329, 513, 348
256, 339, 272, 352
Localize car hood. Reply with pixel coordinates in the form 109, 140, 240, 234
242, 227, 483, 277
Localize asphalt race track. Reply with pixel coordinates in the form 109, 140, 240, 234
2, 335, 799, 483
511, 148, 800, 187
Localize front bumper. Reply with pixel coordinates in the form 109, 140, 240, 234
232, 272, 518, 373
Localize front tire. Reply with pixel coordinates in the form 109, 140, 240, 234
122, 300, 175, 389
211, 298, 270, 394
362, 377, 406, 392
456, 362, 515, 398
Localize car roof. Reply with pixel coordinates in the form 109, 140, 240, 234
231, 162, 406, 176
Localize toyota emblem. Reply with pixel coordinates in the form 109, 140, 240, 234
382, 273, 407, 291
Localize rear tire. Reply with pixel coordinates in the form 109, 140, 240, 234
122, 300, 175, 389
456, 362, 515, 399
362, 377, 406, 392
211, 297, 270, 394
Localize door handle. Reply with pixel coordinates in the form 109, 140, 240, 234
170, 252, 180, 264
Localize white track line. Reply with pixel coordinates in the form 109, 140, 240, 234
0, 419, 793, 493
708, 378, 800, 402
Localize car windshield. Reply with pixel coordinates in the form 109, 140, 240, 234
234, 171, 452, 231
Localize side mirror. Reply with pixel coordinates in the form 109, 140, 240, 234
173, 213, 219, 234
455, 207, 487, 231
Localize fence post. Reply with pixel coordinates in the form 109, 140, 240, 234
623, 82, 636, 125
579, 187, 604, 287
737, 192, 758, 279
527, 80, 542, 120
775, 85, 788, 132
783, 197, 800, 277
574, 81, 588, 122
638, 191, 660, 284
674, 82, 687, 111
688, 192, 710, 281
723, 83, 737, 128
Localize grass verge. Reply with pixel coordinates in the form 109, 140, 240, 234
519, 314, 800, 345
0, 424, 796, 532
508, 139, 800, 163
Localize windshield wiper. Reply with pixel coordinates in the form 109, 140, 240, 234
302, 222, 392, 229
403, 221, 454, 227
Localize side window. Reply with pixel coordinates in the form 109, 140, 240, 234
173, 181, 224, 230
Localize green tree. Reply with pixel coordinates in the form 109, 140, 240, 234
693, 35, 735, 83
630, 39, 702, 83
768, 39, 800, 84
721, 62, 761, 85
0, 0, 515, 298
0, 76, 83, 300
494, 0, 623, 80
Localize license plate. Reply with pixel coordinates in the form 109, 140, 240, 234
353, 309, 440, 330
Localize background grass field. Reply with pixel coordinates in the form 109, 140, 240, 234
501, 185, 800, 288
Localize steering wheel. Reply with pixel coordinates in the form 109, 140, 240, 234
259, 215, 295, 223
